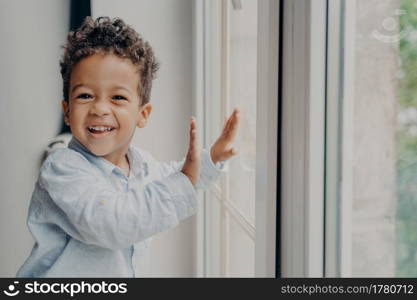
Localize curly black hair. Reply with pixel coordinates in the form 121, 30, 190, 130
60, 16, 159, 105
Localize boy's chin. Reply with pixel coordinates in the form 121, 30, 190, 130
83, 143, 110, 156
89, 147, 111, 157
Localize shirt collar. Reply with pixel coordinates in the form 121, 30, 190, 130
68, 137, 144, 178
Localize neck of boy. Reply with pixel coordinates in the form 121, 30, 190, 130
103, 151, 130, 177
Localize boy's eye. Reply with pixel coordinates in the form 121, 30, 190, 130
113, 95, 127, 101
77, 94, 92, 99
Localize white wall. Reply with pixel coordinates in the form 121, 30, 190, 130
92, 0, 196, 277
0, 0, 70, 276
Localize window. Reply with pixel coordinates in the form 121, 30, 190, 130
326, 0, 417, 277
280, 0, 417, 278
194, 0, 278, 277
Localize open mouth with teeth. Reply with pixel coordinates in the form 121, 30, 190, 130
87, 126, 115, 136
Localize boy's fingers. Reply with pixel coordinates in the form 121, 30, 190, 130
189, 117, 196, 134
191, 130, 197, 147
223, 108, 240, 135
230, 110, 240, 132
223, 114, 233, 133
190, 117, 196, 129
223, 115, 232, 133
224, 110, 240, 141
189, 117, 199, 154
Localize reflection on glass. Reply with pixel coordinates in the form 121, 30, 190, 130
350, 0, 398, 277
229, 216, 255, 277
336, 0, 417, 277
396, 0, 417, 278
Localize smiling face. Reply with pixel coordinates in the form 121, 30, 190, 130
62, 53, 152, 166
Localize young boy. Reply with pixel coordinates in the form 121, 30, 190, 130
16, 16, 240, 277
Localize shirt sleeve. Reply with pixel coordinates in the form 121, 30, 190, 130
37, 149, 198, 251
146, 148, 228, 190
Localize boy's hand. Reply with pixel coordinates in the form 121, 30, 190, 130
181, 117, 201, 186
210, 108, 240, 164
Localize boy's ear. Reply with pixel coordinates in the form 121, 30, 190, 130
62, 100, 70, 126
137, 103, 153, 128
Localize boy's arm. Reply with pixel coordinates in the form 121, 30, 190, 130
37, 150, 198, 251
147, 148, 228, 190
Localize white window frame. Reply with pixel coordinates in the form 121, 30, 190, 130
338, 0, 355, 278
280, 0, 355, 278
193, 0, 279, 278
325, 0, 343, 277
280, 0, 327, 277
325, 0, 356, 277
255, 0, 279, 278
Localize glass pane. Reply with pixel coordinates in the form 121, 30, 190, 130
206, 192, 223, 277
228, 215, 255, 277
204, 0, 258, 278
228, 0, 257, 225
328, 0, 417, 277
395, 0, 417, 277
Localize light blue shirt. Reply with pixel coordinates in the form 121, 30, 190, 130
16, 137, 226, 277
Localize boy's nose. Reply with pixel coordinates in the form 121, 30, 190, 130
90, 99, 111, 116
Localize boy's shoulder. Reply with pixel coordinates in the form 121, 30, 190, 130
130, 145, 157, 164
41, 145, 159, 174
41, 147, 89, 171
